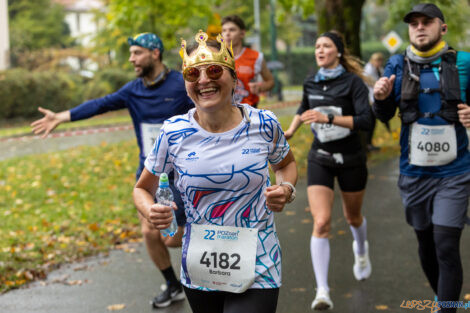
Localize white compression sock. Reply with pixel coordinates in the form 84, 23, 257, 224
350, 217, 367, 255
310, 236, 330, 291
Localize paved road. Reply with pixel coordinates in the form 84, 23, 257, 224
0, 125, 135, 161
1, 101, 469, 312
1, 158, 469, 313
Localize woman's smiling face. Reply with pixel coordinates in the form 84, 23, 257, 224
184, 50, 235, 111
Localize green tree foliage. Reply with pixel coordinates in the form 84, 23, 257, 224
278, 0, 366, 57
92, 0, 218, 67
92, 0, 303, 68
8, 0, 73, 53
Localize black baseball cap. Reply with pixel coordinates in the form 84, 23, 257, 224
403, 3, 445, 23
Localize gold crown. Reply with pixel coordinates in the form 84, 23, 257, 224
180, 30, 235, 72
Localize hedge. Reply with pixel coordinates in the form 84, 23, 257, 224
0, 68, 135, 120
0, 41, 396, 119
264, 41, 394, 86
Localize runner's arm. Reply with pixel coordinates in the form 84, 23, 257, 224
457, 103, 470, 128
31, 85, 129, 137
247, 60, 275, 95
133, 168, 174, 229
373, 58, 399, 123
69, 88, 128, 121
259, 60, 275, 92
350, 75, 373, 131
284, 114, 302, 140
266, 150, 297, 212
284, 89, 310, 139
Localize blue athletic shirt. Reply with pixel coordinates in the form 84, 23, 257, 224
70, 70, 194, 166
374, 51, 470, 177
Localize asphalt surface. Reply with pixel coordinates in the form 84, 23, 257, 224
1, 107, 469, 313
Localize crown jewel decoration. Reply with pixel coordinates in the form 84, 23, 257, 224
180, 30, 234, 72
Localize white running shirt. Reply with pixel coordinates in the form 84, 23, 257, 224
145, 103, 290, 289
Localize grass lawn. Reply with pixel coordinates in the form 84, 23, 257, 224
0, 140, 140, 292
0, 111, 401, 293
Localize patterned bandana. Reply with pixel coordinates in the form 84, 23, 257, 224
314, 64, 346, 82
128, 32, 164, 53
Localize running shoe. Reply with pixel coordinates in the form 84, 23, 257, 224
151, 282, 185, 308
353, 240, 372, 281
311, 287, 333, 310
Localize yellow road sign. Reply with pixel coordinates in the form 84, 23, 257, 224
382, 31, 403, 53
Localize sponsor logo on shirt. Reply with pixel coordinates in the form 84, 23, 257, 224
186, 151, 199, 161
241, 148, 261, 155
308, 95, 324, 100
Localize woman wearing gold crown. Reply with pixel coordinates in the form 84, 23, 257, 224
133, 30, 297, 313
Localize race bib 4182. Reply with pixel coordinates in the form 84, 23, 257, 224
182, 224, 258, 293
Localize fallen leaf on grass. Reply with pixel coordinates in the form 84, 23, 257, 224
88, 223, 100, 232
301, 218, 311, 224
375, 305, 389, 310
337, 230, 346, 235
107, 304, 126, 311
24, 271, 34, 280
284, 211, 295, 216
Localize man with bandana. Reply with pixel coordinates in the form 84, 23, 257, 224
31, 33, 193, 308
373, 4, 469, 311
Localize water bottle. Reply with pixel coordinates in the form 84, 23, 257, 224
156, 173, 178, 237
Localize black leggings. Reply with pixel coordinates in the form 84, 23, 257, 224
415, 225, 463, 313
183, 286, 279, 313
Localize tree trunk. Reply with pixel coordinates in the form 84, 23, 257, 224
314, 0, 365, 58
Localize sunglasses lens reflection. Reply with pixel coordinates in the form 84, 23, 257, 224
184, 67, 200, 82
206, 65, 224, 80
184, 65, 224, 82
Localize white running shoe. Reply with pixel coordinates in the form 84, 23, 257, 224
311, 287, 333, 310
353, 240, 372, 281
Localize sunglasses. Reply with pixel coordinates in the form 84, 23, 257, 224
183, 64, 225, 82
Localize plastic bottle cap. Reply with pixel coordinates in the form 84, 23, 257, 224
159, 173, 169, 188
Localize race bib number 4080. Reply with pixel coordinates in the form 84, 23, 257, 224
409, 122, 457, 166
183, 224, 258, 293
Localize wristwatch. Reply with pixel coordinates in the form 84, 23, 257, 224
280, 182, 296, 203
327, 113, 335, 124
